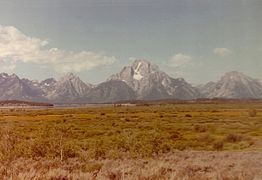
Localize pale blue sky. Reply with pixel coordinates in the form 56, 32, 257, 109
0, 0, 261, 84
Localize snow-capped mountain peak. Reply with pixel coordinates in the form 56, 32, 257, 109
0, 61, 261, 103
131, 60, 159, 75
108, 59, 200, 100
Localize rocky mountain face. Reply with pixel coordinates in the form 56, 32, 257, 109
46, 73, 92, 102
0, 73, 44, 101
87, 80, 136, 103
199, 71, 262, 99
109, 60, 200, 100
0, 73, 93, 103
39, 78, 57, 94
0, 61, 261, 103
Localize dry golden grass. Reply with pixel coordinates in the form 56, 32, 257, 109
0, 103, 261, 179
0, 151, 261, 180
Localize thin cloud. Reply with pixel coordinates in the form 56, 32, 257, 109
213, 48, 232, 57
0, 25, 116, 73
170, 53, 192, 68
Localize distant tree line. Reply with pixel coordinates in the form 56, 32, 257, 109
0, 100, 53, 107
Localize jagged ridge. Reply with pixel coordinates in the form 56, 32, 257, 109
0, 61, 261, 103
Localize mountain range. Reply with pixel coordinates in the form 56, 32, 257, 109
0, 60, 262, 103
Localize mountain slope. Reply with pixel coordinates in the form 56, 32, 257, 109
200, 71, 262, 99
46, 73, 92, 102
87, 80, 136, 103
1, 62, 262, 103
109, 60, 200, 100
39, 78, 57, 94
0, 73, 45, 101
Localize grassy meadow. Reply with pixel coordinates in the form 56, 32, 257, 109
0, 103, 261, 179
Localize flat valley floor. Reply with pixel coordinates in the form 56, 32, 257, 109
0, 103, 261, 179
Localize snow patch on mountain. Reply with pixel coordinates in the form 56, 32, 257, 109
108, 59, 200, 100
1, 61, 262, 103
133, 62, 143, 80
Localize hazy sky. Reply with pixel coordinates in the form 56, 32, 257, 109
0, 0, 261, 84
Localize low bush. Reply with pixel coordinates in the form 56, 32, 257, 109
225, 134, 243, 143
248, 109, 257, 117
185, 114, 192, 117
194, 124, 207, 133
213, 141, 224, 151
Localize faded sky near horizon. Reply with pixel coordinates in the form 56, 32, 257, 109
0, 0, 261, 84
